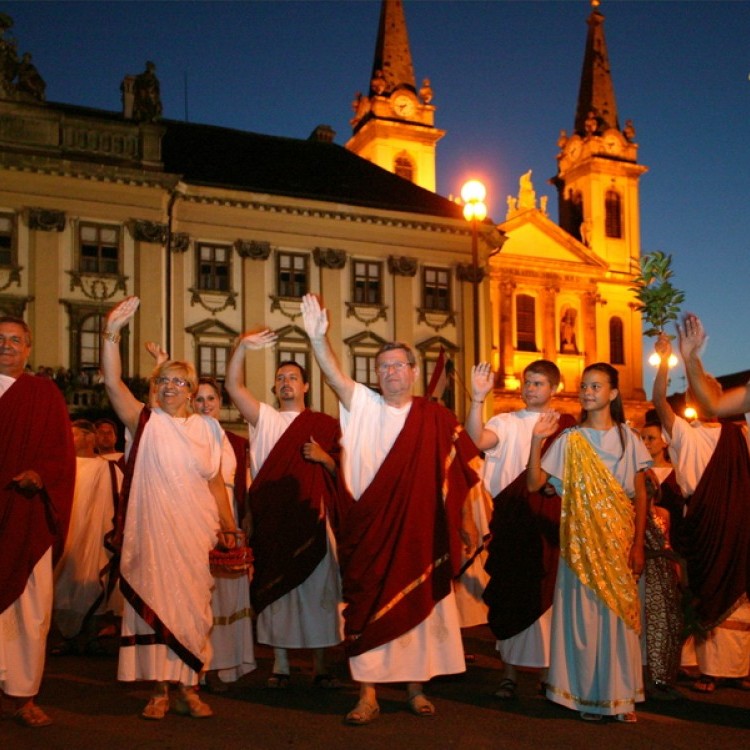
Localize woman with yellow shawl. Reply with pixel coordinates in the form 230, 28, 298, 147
527, 363, 650, 723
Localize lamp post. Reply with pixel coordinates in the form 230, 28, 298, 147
461, 180, 487, 365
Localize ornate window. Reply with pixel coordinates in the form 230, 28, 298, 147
345, 331, 385, 390
0, 212, 15, 267
64, 303, 127, 378
516, 294, 537, 352
196, 243, 231, 292
79, 312, 105, 371
276, 252, 309, 299
352, 260, 382, 305
274, 325, 311, 376
79, 223, 120, 275
605, 190, 622, 239
394, 154, 414, 182
198, 343, 230, 379
609, 316, 625, 364
422, 267, 450, 312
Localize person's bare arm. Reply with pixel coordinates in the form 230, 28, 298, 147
301, 294, 356, 410
652, 333, 675, 437
466, 362, 500, 451
629, 470, 647, 578
101, 296, 144, 434
679, 314, 750, 417
302, 436, 336, 477
209, 466, 237, 548
224, 328, 277, 427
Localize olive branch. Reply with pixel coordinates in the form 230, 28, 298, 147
630, 251, 685, 337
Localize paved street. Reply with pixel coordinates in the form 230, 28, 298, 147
2, 626, 748, 749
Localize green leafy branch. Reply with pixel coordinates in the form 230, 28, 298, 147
630, 251, 685, 337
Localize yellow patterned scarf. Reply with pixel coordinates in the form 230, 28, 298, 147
560, 430, 641, 634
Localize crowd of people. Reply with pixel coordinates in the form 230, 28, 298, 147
1, 301, 748, 729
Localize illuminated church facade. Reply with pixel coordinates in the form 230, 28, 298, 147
0, 1, 647, 424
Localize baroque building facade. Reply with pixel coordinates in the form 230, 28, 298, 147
0, 1, 647, 424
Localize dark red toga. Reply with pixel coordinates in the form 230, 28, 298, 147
1, 374, 75, 614
483, 413, 576, 641
248, 409, 340, 615
679, 421, 750, 629
335, 397, 479, 657
225, 429, 249, 522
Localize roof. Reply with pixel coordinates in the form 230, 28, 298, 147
160, 119, 464, 220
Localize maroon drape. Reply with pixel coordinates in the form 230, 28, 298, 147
225, 429, 249, 522
483, 413, 576, 641
248, 409, 340, 614
1, 374, 75, 613
679, 421, 750, 629
655, 468, 685, 552
336, 397, 478, 657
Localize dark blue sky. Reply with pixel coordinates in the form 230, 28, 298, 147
5, 1, 750, 391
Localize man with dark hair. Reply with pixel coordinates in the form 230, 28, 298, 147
301, 294, 479, 724
225, 330, 342, 687
0, 316, 76, 727
467, 359, 574, 700
94, 418, 122, 461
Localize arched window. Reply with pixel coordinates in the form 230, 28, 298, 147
516, 294, 537, 352
605, 190, 622, 238
609, 316, 625, 364
394, 155, 414, 182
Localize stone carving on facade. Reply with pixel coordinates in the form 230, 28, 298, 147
269, 296, 303, 322
131, 61, 162, 123
417, 307, 456, 332
235, 239, 271, 260
170, 232, 190, 253
189, 288, 237, 315
0, 15, 46, 101
130, 219, 168, 244
0, 265, 22, 292
387, 255, 417, 277
419, 78, 433, 104
313, 247, 346, 270
345, 301, 388, 326
456, 263, 485, 284
26, 208, 66, 232
67, 270, 128, 301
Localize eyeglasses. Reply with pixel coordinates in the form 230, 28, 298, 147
154, 376, 189, 388
377, 361, 411, 374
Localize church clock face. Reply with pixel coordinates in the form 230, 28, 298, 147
391, 93, 416, 118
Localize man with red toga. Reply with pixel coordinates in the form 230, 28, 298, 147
225, 329, 343, 688
0, 316, 75, 727
301, 294, 479, 725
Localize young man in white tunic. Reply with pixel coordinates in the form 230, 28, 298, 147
302, 294, 479, 725
654, 323, 750, 691
225, 329, 343, 687
467, 360, 572, 700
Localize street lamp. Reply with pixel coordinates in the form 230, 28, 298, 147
461, 180, 487, 365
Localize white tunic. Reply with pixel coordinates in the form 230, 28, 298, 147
118, 409, 223, 686
340, 384, 465, 683
483, 409, 554, 666
542, 426, 649, 716
53, 455, 122, 638
249, 403, 342, 649
205, 431, 256, 682
666, 416, 750, 676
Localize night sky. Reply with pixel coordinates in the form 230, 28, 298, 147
4, 0, 750, 393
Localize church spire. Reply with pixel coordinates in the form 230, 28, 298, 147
574, 0, 619, 137
369, 0, 416, 97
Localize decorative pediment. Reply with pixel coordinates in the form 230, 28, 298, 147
185, 318, 239, 337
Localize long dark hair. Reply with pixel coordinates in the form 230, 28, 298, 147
580, 362, 626, 456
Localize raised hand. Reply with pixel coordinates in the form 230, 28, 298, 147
238, 328, 277, 351
301, 293, 328, 340
654, 332, 672, 360
531, 410, 560, 439
106, 296, 140, 332
677, 313, 707, 361
145, 341, 169, 366
471, 362, 494, 401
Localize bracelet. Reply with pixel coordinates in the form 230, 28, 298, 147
471, 399, 484, 404
102, 330, 121, 344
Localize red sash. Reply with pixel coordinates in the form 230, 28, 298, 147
338, 397, 478, 657
248, 409, 340, 614
483, 413, 576, 640
680, 422, 750, 628
1, 374, 75, 614
226, 430, 249, 521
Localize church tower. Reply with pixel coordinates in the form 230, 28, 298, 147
553, 0, 647, 274
345, 0, 444, 192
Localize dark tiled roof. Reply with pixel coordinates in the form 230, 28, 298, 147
160, 119, 464, 220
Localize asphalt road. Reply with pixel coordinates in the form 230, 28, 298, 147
2, 626, 748, 749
